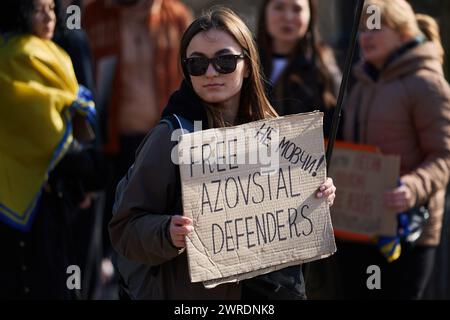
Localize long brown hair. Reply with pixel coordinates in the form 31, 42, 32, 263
179, 6, 278, 128
257, 0, 337, 109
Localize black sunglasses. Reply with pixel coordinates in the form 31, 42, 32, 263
183, 53, 246, 76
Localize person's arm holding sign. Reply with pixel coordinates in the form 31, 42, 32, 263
169, 215, 194, 249
316, 177, 337, 206
383, 75, 450, 214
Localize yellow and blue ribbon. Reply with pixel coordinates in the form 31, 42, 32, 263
376, 180, 414, 262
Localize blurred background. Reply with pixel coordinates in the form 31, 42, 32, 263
1, 0, 449, 301
184, 0, 449, 77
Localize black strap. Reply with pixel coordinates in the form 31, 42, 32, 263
326, 0, 365, 170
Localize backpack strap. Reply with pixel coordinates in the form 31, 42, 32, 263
159, 114, 194, 135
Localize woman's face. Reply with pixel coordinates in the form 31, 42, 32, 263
359, 24, 405, 69
31, 0, 56, 40
185, 29, 249, 106
265, 0, 311, 44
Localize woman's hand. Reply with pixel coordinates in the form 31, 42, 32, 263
316, 177, 336, 206
169, 215, 194, 248
384, 184, 414, 213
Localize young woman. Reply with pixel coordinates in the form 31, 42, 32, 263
109, 7, 337, 300
256, 0, 343, 299
338, 0, 450, 299
0, 0, 99, 299
257, 0, 342, 138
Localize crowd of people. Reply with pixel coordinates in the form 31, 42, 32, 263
1, 0, 449, 300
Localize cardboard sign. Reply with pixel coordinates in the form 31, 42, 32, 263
177, 112, 336, 287
329, 142, 400, 238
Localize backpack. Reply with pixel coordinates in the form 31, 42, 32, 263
117, 114, 193, 300
159, 114, 195, 135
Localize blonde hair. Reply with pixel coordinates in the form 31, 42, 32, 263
363, 0, 445, 64
363, 0, 420, 37
416, 13, 444, 65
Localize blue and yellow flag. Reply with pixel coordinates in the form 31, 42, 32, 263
0, 34, 95, 231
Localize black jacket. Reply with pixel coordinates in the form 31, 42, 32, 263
262, 49, 342, 139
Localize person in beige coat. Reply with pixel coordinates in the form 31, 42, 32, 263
337, 0, 450, 299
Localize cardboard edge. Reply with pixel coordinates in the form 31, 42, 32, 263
202, 250, 336, 289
